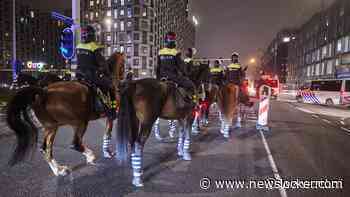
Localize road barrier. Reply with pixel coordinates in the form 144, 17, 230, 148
257, 85, 271, 131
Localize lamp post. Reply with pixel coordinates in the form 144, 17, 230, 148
12, 0, 17, 86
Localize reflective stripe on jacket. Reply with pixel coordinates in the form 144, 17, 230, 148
210, 67, 224, 73
227, 63, 241, 70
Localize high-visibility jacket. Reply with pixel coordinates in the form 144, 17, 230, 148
210, 67, 224, 73
226, 63, 242, 84
227, 63, 241, 71
157, 48, 182, 79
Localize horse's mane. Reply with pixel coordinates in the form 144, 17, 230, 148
107, 52, 124, 74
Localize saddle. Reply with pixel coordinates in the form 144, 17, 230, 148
76, 77, 114, 115
163, 80, 196, 109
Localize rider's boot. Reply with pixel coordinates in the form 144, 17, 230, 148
106, 89, 117, 120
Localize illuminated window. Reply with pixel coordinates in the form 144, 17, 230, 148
337, 39, 343, 53
120, 45, 125, 53
90, 0, 94, 6
127, 7, 132, 18
127, 21, 132, 27
108, 0, 111, 7
120, 9, 125, 16
90, 12, 94, 20
96, 0, 100, 4
114, 9, 118, 19
30, 11, 35, 18
107, 10, 111, 16
121, 0, 125, 6
120, 21, 125, 31
96, 12, 99, 17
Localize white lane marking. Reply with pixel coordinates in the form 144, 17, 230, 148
311, 115, 319, 119
295, 107, 315, 114
340, 120, 345, 126
322, 119, 331, 124
259, 130, 288, 197
341, 127, 350, 133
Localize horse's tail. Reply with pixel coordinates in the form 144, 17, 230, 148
116, 83, 136, 163
7, 86, 46, 166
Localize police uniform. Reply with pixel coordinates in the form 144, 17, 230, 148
76, 42, 112, 93
210, 66, 224, 86
157, 48, 195, 92
226, 63, 242, 85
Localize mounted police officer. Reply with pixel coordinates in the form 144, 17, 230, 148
210, 59, 225, 86
183, 48, 197, 76
226, 52, 242, 85
76, 25, 116, 120
156, 32, 196, 102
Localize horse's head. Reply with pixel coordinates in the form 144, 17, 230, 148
108, 52, 125, 82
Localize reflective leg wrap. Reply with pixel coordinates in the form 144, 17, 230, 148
182, 138, 192, 161
103, 134, 114, 158
168, 120, 177, 138
153, 118, 162, 140
131, 144, 143, 187
235, 115, 242, 128
223, 121, 230, 138
177, 132, 184, 157
192, 116, 200, 134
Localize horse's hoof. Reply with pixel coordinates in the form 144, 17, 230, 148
177, 149, 184, 157
132, 178, 144, 187
182, 153, 192, 161
155, 135, 163, 141
57, 165, 70, 176
103, 150, 116, 159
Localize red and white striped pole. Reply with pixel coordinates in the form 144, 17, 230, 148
257, 85, 271, 131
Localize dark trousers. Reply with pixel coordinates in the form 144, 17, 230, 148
77, 68, 115, 99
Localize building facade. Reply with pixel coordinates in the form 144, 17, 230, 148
287, 0, 350, 86
261, 29, 297, 83
0, 0, 67, 69
80, 0, 196, 78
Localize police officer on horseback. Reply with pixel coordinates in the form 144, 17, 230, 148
210, 59, 224, 86
76, 25, 117, 120
183, 48, 197, 76
156, 32, 196, 102
226, 52, 242, 85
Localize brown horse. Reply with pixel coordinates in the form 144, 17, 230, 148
115, 67, 208, 187
217, 83, 240, 138
6, 52, 125, 176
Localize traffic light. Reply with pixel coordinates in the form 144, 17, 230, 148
60, 28, 75, 60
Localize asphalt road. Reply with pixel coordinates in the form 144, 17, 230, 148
0, 101, 349, 197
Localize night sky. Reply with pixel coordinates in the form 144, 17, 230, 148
31, 0, 335, 64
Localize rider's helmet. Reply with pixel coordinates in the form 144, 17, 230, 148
165, 32, 177, 49
81, 25, 96, 43
231, 52, 239, 64
214, 60, 221, 67
185, 48, 197, 58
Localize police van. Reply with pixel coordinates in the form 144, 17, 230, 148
296, 79, 350, 106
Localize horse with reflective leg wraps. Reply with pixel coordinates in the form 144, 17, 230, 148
116, 65, 209, 187
6, 52, 125, 176
152, 63, 210, 140
15, 72, 116, 158
217, 67, 247, 138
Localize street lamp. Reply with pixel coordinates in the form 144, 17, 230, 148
249, 58, 256, 64
192, 16, 199, 26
